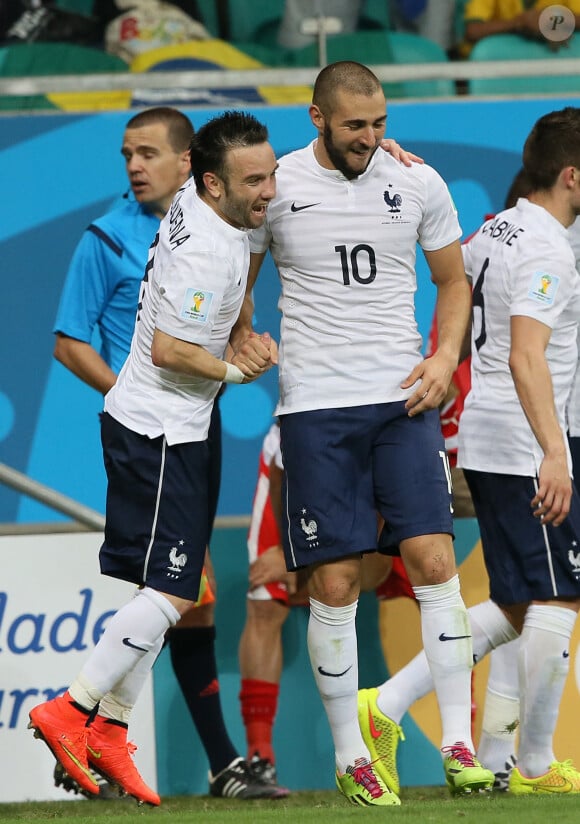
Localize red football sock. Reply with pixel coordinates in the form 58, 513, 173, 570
239, 678, 279, 764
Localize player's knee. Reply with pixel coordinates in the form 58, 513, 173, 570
401, 535, 456, 587
247, 598, 288, 630
307, 556, 361, 605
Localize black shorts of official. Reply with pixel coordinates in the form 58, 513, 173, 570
279, 401, 454, 571
463, 469, 580, 606
100, 412, 209, 601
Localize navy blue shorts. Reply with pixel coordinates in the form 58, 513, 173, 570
100, 412, 209, 601
463, 469, 580, 605
279, 402, 453, 570
569, 434, 580, 485
207, 400, 222, 539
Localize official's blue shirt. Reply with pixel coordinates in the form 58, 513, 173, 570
53, 196, 159, 373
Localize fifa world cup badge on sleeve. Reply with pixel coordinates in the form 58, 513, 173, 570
528, 271, 559, 306
181, 288, 214, 323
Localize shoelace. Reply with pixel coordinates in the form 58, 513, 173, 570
553, 759, 579, 777
441, 742, 477, 767
349, 759, 383, 799
251, 758, 275, 779
60, 729, 89, 748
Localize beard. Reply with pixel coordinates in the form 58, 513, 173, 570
222, 185, 266, 230
322, 123, 377, 180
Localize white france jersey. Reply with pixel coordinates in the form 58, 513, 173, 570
567, 216, 580, 437
249, 140, 461, 415
458, 198, 580, 477
105, 178, 249, 445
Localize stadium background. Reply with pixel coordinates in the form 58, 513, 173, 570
1, 95, 580, 800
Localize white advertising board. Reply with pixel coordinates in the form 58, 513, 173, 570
0, 532, 156, 802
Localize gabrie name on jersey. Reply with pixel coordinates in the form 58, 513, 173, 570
481, 216, 525, 247
168, 190, 190, 251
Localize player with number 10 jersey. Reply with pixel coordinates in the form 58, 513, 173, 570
250, 141, 461, 416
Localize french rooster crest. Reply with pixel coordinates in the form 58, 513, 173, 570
383, 188, 402, 212
169, 546, 188, 571
568, 548, 580, 572
300, 517, 318, 541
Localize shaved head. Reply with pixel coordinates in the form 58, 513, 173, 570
312, 61, 383, 117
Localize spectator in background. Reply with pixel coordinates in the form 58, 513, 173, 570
277, 0, 457, 54
388, 1, 457, 54
51, 106, 281, 801
462, 0, 580, 54
93, 0, 206, 30
0, 0, 28, 38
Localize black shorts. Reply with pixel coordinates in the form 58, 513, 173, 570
464, 469, 580, 605
207, 399, 222, 539
569, 434, 580, 485
99, 412, 209, 601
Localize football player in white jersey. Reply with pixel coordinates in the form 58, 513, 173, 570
231, 61, 492, 805
567, 217, 580, 477
28, 111, 278, 806
362, 168, 536, 794
51, 105, 283, 802
458, 108, 580, 794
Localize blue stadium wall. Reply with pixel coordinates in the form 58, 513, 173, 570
1, 96, 579, 794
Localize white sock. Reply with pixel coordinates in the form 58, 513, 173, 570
376, 647, 433, 725
376, 598, 517, 725
70, 587, 179, 710
308, 597, 366, 774
468, 600, 519, 661
517, 604, 576, 778
412, 575, 474, 752
477, 638, 520, 775
99, 635, 165, 724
